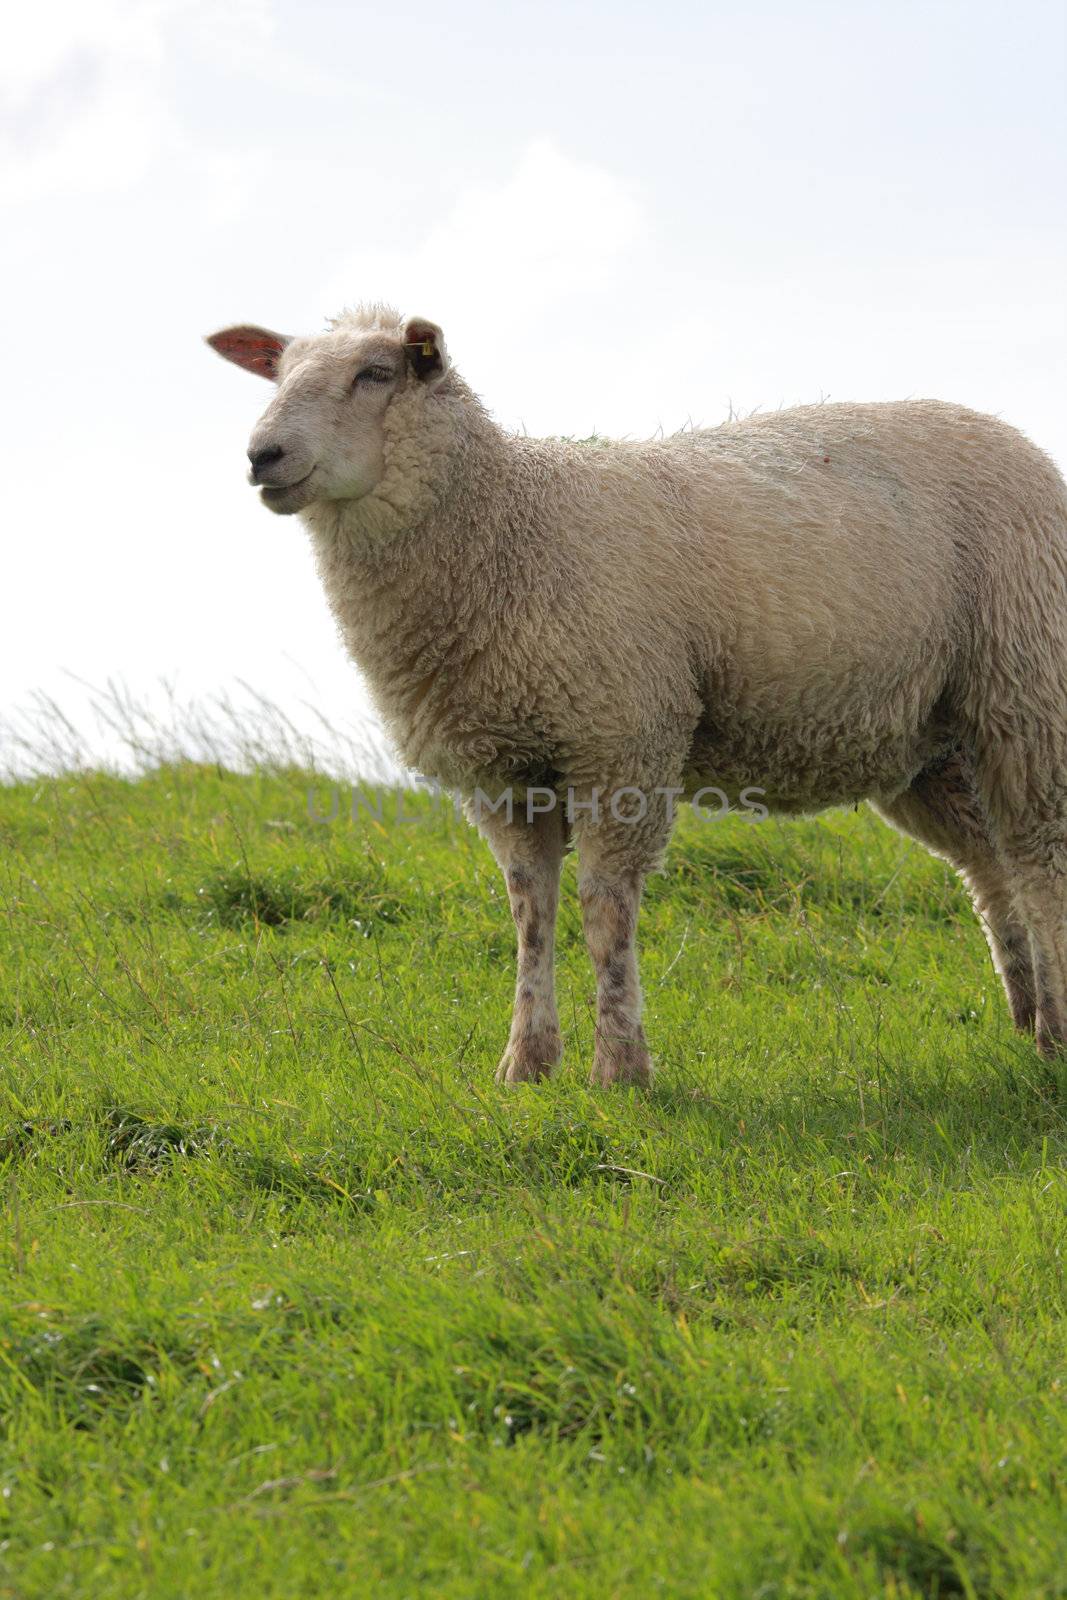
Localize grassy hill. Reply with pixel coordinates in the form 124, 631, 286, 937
1, 767, 1064, 1598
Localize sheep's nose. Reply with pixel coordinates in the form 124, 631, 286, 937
248, 443, 284, 481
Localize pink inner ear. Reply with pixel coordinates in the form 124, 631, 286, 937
406, 327, 435, 349
207, 326, 288, 380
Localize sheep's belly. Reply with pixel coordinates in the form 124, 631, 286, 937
683, 715, 943, 817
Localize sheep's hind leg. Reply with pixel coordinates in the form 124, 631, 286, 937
873, 748, 1037, 1033
476, 801, 567, 1084
987, 803, 1067, 1059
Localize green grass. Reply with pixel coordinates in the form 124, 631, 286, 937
1, 766, 1064, 1598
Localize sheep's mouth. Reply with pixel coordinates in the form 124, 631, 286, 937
259, 471, 315, 514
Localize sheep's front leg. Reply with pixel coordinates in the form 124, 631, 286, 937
574, 784, 675, 1087
575, 774, 684, 1088
477, 803, 567, 1084
579, 868, 652, 1087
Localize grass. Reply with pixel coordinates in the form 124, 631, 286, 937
0, 765, 1064, 1598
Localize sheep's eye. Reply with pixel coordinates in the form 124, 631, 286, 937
353, 365, 394, 387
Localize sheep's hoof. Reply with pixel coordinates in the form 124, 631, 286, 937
589, 1038, 653, 1089
495, 1032, 561, 1085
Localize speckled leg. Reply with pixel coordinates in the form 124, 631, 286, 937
579, 868, 651, 1087
571, 783, 677, 1088
477, 802, 567, 1084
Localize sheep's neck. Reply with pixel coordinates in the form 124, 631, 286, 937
302, 399, 549, 769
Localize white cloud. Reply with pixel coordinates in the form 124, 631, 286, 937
0, 0, 276, 202
427, 139, 642, 307
320, 139, 642, 330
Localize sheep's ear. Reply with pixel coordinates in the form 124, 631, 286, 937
205, 325, 291, 381
402, 318, 449, 386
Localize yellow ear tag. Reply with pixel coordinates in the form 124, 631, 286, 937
421, 340, 433, 357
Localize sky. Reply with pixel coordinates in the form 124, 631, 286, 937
2, 0, 1065, 772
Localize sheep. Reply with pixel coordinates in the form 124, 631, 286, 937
207, 303, 1067, 1086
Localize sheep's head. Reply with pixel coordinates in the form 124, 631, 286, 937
206, 307, 450, 516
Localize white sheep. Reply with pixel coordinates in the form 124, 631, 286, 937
207, 304, 1067, 1085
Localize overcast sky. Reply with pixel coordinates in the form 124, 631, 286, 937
3, 0, 1065, 770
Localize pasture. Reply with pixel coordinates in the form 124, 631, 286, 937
1, 765, 1064, 1597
